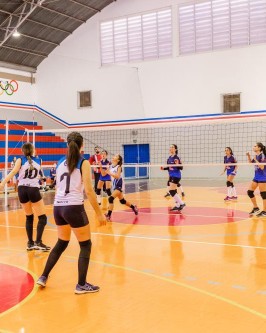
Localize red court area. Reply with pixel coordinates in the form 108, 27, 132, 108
112, 207, 248, 226
0, 264, 34, 313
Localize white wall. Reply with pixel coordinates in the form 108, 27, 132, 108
36, 0, 266, 125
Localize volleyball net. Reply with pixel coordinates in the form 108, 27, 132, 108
1, 116, 266, 186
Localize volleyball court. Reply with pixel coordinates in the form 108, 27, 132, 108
1, 115, 266, 332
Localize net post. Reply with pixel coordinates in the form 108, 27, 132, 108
4, 119, 8, 207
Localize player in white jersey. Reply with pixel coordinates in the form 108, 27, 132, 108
105, 154, 138, 221
37, 132, 106, 294
0, 142, 50, 251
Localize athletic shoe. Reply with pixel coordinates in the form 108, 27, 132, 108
27, 241, 35, 251
132, 205, 138, 215
231, 196, 238, 200
105, 213, 111, 222
249, 207, 260, 216
181, 192, 185, 198
75, 282, 100, 294
37, 276, 47, 287
164, 193, 171, 198
170, 206, 180, 211
177, 203, 186, 211
224, 196, 232, 201
34, 241, 51, 251
256, 211, 266, 217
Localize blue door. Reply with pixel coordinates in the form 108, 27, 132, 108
123, 144, 150, 179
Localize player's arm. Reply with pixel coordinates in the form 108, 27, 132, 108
0, 158, 21, 189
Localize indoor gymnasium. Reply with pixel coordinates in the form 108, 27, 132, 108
0, 0, 266, 332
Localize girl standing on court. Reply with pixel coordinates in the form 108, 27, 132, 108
161, 144, 185, 212
0, 142, 50, 251
96, 150, 112, 205
37, 132, 106, 294
221, 147, 238, 201
105, 154, 138, 221
246, 142, 266, 217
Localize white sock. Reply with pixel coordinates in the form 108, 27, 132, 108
227, 187, 231, 197
174, 193, 184, 206
97, 195, 101, 204
231, 186, 237, 197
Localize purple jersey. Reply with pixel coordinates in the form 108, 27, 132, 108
167, 154, 182, 178
224, 155, 237, 175
100, 159, 111, 181
252, 153, 266, 181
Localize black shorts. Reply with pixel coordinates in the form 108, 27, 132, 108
53, 205, 89, 228
168, 177, 181, 185
18, 186, 42, 204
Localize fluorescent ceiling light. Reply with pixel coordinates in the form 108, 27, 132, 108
13, 30, 21, 37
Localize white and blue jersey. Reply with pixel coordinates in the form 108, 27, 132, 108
99, 159, 111, 181
17, 156, 42, 187
110, 164, 123, 191
224, 155, 237, 175
253, 153, 266, 182
54, 157, 85, 206
167, 155, 182, 179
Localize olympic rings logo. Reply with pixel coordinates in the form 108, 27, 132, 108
0, 80, 19, 96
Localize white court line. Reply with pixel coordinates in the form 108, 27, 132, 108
93, 232, 266, 250
0, 224, 264, 249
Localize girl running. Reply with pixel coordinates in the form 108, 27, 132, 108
161, 144, 185, 211
105, 154, 138, 221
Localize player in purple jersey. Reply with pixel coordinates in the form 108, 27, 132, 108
220, 147, 238, 201
246, 142, 266, 217
161, 144, 185, 212
96, 150, 112, 205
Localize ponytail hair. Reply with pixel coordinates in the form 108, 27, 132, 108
117, 154, 123, 167
171, 144, 178, 155
66, 132, 83, 175
22, 142, 34, 170
225, 147, 233, 155
257, 142, 266, 155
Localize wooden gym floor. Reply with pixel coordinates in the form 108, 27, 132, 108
0, 179, 266, 333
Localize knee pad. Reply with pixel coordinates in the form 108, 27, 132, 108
53, 238, 69, 254
226, 181, 231, 187
230, 182, 234, 187
169, 190, 177, 197
247, 190, 255, 198
177, 183, 181, 188
120, 198, 126, 205
106, 189, 112, 196
96, 188, 101, 195
38, 214, 47, 227
79, 239, 92, 259
108, 196, 114, 204
260, 191, 266, 200
167, 181, 170, 186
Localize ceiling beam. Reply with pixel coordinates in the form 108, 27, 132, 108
0, 9, 71, 35
20, 33, 59, 46
1, 44, 47, 58
0, 0, 47, 47
22, 0, 86, 23
0, 60, 36, 73
68, 0, 100, 13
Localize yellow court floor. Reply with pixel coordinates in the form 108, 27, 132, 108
0, 182, 266, 333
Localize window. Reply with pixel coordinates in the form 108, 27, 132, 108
179, 0, 266, 55
222, 93, 240, 113
78, 91, 92, 108
100, 8, 172, 64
